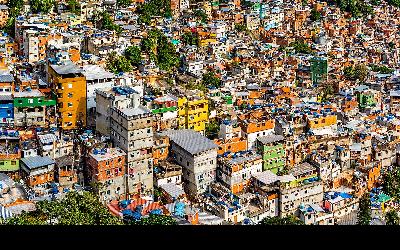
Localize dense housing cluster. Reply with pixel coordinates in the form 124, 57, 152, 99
0, 0, 400, 225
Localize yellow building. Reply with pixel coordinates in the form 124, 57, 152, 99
48, 61, 87, 130
177, 95, 209, 133
307, 114, 337, 129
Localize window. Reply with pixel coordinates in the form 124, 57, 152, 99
68, 113, 73, 117
68, 83, 73, 88
68, 93, 73, 98
28, 99, 33, 104
68, 103, 73, 107
18, 100, 23, 104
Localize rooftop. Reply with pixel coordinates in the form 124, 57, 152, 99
161, 129, 218, 155
21, 156, 55, 170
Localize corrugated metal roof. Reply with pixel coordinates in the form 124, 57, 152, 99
257, 134, 285, 145
50, 61, 83, 75
38, 133, 57, 145
21, 156, 55, 170
161, 129, 218, 155
160, 183, 185, 198
0, 75, 14, 83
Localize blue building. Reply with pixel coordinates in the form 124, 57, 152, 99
0, 95, 14, 126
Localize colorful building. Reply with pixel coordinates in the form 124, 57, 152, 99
86, 147, 127, 203
177, 95, 209, 134
48, 61, 87, 130
13, 89, 56, 127
20, 156, 55, 189
0, 129, 20, 180
150, 94, 178, 132
310, 57, 328, 85
256, 135, 286, 173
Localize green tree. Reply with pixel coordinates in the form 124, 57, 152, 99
140, 29, 179, 71
125, 46, 142, 67
357, 192, 372, 225
129, 214, 177, 225
194, 9, 208, 23
117, 0, 132, 7
30, 0, 55, 14
3, 191, 123, 225
137, 0, 172, 25
385, 210, 400, 225
99, 11, 122, 34
387, 0, 400, 7
182, 31, 199, 46
67, 0, 81, 15
106, 51, 133, 74
205, 119, 220, 139
310, 8, 321, 21
289, 40, 313, 54
202, 71, 221, 88
353, 64, 368, 82
258, 215, 305, 225
234, 23, 247, 32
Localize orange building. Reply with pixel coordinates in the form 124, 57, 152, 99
20, 156, 55, 188
214, 137, 248, 155
153, 134, 169, 165
87, 147, 127, 203
48, 61, 87, 130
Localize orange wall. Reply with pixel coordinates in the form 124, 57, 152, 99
49, 66, 87, 129
26, 172, 54, 187
88, 155, 126, 182
214, 137, 248, 155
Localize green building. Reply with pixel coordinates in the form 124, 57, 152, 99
256, 135, 286, 174
13, 90, 56, 127
355, 85, 376, 109
310, 57, 328, 85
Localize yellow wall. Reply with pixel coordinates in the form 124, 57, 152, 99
48, 67, 87, 130
177, 97, 208, 132
308, 115, 337, 129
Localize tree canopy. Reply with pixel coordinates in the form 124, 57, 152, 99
383, 167, 400, 200
128, 214, 177, 225
137, 0, 172, 25
357, 192, 372, 225
125, 46, 143, 68
140, 29, 180, 71
98, 11, 122, 34
182, 31, 199, 46
385, 210, 400, 225
258, 215, 305, 225
202, 71, 221, 88
117, 0, 132, 8
3, 191, 123, 225
310, 8, 322, 21
325, 0, 374, 17
67, 0, 81, 15
30, 0, 55, 14
343, 64, 368, 82
289, 40, 313, 54
106, 51, 133, 74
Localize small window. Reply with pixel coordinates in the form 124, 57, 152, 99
67, 103, 73, 107
28, 99, 33, 104
68, 83, 73, 88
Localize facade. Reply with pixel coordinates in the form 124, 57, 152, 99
13, 89, 56, 127
87, 147, 126, 203
256, 134, 286, 173
162, 129, 218, 197
217, 151, 263, 194
177, 95, 209, 134
20, 156, 55, 189
0, 130, 20, 180
48, 61, 87, 130
96, 86, 140, 137
110, 104, 154, 197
